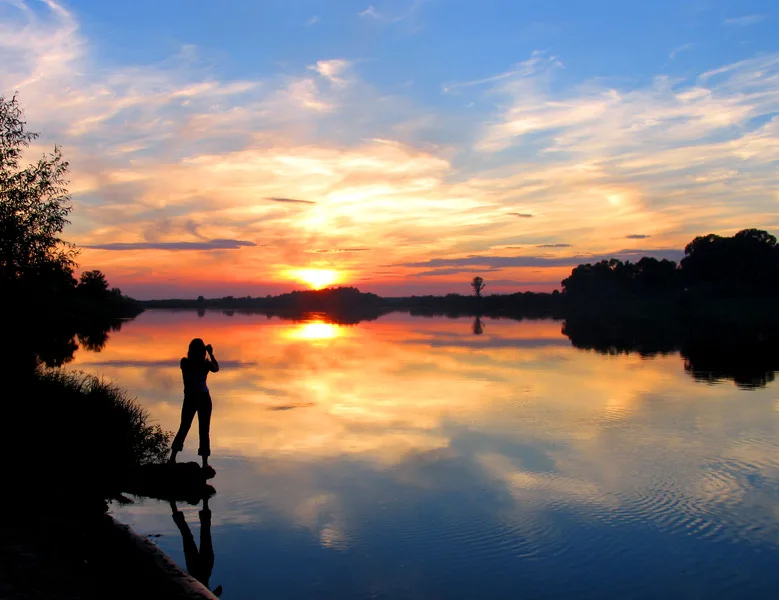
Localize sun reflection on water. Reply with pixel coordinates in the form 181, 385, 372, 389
285, 321, 343, 341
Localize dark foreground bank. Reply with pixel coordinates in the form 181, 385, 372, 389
0, 495, 217, 600
0, 369, 221, 599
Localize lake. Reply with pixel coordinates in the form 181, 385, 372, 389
69, 310, 779, 599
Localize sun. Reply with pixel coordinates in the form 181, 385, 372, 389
290, 268, 340, 290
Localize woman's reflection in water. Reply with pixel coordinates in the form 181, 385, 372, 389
170, 497, 223, 597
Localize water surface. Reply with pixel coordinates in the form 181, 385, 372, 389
70, 310, 779, 599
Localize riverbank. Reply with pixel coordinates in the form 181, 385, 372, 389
1, 497, 216, 599
1, 368, 190, 598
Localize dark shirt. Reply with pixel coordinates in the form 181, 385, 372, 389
181, 357, 216, 395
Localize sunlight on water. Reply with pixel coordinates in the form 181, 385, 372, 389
69, 311, 779, 599
283, 320, 344, 341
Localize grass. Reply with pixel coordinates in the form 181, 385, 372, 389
7, 369, 171, 500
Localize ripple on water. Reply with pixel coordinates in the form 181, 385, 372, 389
599, 438, 779, 553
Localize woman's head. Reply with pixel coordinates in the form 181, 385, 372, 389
188, 338, 207, 361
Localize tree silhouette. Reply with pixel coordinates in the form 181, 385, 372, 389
681, 228, 779, 293
1, 95, 76, 285
2, 95, 79, 370
562, 256, 682, 302
78, 269, 109, 297
1, 97, 140, 370
471, 276, 485, 297
472, 317, 484, 335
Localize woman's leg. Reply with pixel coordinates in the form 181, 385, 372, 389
197, 393, 213, 467
170, 500, 199, 577
171, 396, 197, 462
199, 498, 214, 587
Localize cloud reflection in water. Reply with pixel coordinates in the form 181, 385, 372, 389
71, 311, 779, 598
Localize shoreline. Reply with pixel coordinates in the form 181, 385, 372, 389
1, 501, 217, 600
100, 514, 219, 600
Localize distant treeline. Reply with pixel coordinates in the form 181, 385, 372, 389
142, 286, 565, 321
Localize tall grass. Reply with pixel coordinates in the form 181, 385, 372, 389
7, 369, 171, 498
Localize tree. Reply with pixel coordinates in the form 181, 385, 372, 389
78, 269, 110, 297
1, 96, 81, 370
472, 316, 484, 335
1, 97, 142, 371
635, 257, 679, 293
471, 276, 486, 297
561, 259, 634, 298
1, 95, 76, 286
681, 228, 779, 293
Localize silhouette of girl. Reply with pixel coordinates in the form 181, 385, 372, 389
170, 338, 219, 467
170, 497, 222, 597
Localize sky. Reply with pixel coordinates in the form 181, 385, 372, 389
1, 0, 778, 298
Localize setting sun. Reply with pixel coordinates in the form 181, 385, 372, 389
289, 269, 340, 290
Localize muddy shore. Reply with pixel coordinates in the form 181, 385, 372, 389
0, 498, 216, 600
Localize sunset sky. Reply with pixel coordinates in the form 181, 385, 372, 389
2, 0, 778, 298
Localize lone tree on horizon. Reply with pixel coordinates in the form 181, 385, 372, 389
471, 276, 485, 297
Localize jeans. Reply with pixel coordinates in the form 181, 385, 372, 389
171, 392, 212, 457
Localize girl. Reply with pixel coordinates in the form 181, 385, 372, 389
170, 338, 219, 467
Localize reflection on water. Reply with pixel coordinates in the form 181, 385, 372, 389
70, 311, 779, 599
285, 320, 344, 341
171, 497, 222, 597
562, 315, 779, 389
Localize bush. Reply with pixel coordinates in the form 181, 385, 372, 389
6, 370, 171, 499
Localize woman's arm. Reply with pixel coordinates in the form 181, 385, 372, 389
206, 345, 219, 372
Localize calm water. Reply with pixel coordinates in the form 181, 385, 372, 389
70, 310, 779, 599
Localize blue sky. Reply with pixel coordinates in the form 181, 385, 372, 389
1, 0, 778, 297
66, 0, 778, 86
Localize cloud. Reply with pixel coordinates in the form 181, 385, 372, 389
414, 267, 502, 277
536, 244, 571, 248
85, 239, 257, 251
626, 234, 651, 239
669, 43, 693, 60
510, 213, 534, 218
267, 197, 316, 204
359, 5, 383, 19
86, 359, 253, 368
308, 59, 352, 85
472, 51, 779, 157
358, 1, 424, 24
413, 338, 572, 350
723, 15, 766, 27
304, 16, 320, 26
268, 402, 316, 411
402, 248, 684, 269
442, 52, 561, 94
307, 248, 372, 254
